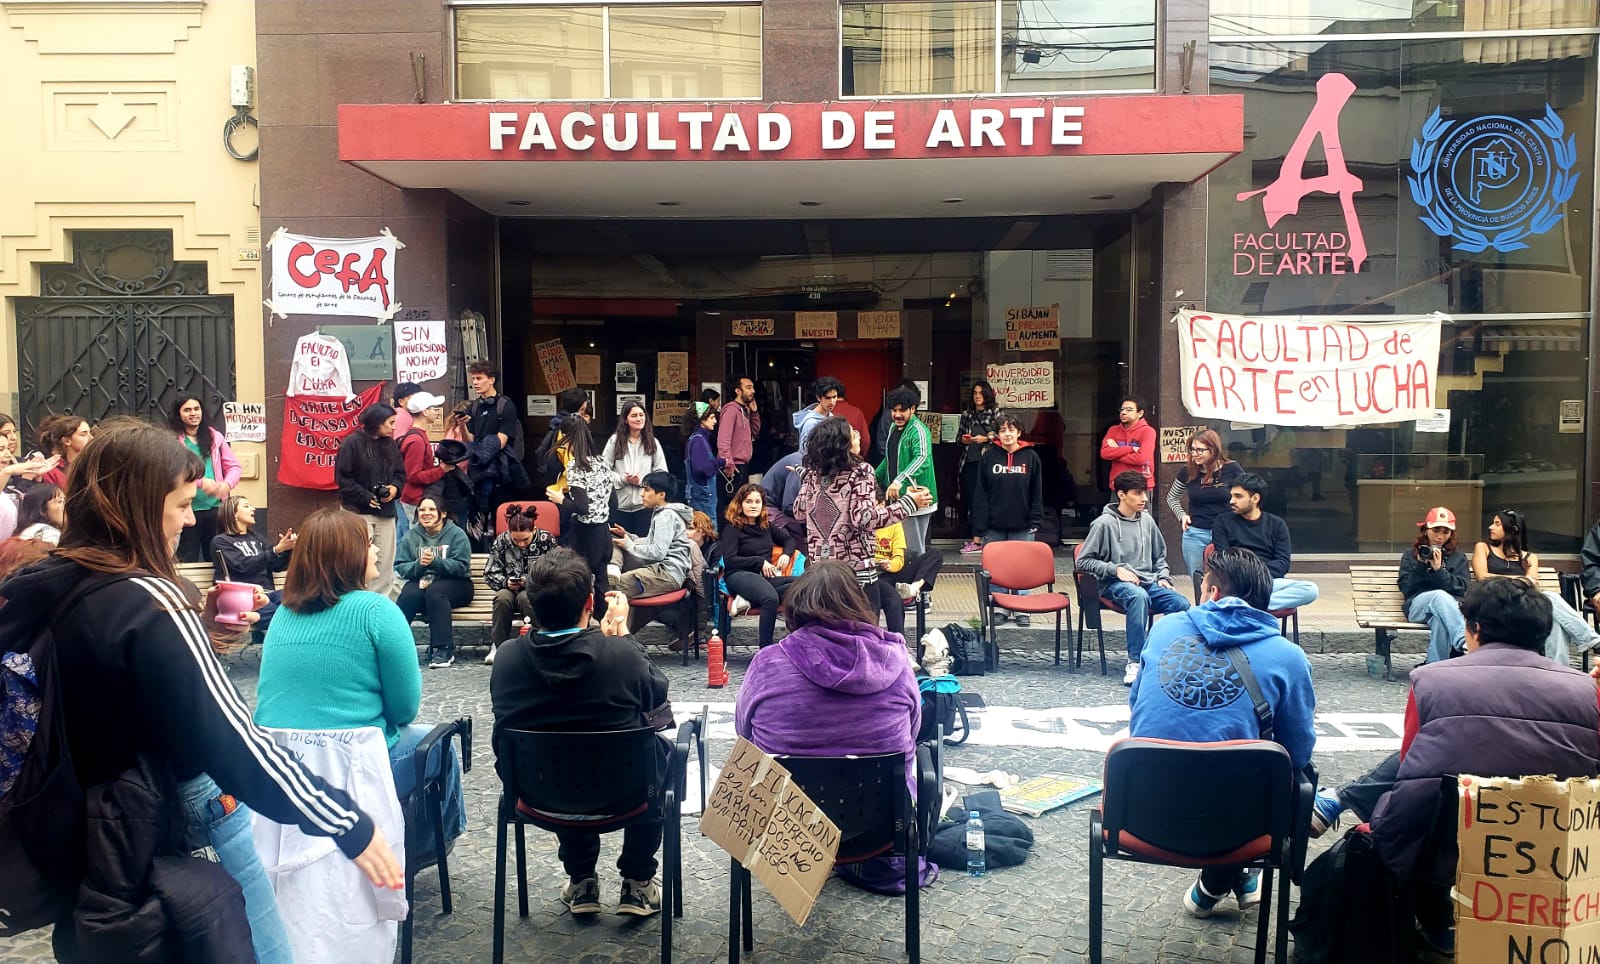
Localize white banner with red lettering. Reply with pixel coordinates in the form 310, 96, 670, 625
1176, 309, 1446, 427
265, 228, 403, 321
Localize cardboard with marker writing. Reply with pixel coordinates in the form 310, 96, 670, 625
1455, 774, 1600, 964
700, 737, 840, 926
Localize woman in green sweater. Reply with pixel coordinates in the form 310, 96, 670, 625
255, 507, 465, 839
396, 495, 475, 668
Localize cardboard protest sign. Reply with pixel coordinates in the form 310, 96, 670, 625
732, 318, 776, 337
223, 402, 267, 443
654, 399, 693, 427
857, 310, 900, 339
574, 354, 601, 384
1004, 305, 1060, 352
394, 320, 447, 382
795, 311, 838, 340
266, 227, 401, 321
985, 362, 1054, 408
1456, 775, 1600, 964
278, 383, 387, 489
535, 338, 576, 393
1176, 309, 1444, 427
1160, 425, 1207, 464
658, 352, 689, 394
700, 737, 841, 926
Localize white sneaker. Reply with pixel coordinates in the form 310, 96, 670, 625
729, 595, 751, 617
1123, 661, 1140, 686
429, 655, 455, 669
898, 579, 924, 603
484, 646, 497, 665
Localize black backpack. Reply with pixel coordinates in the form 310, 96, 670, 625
941, 622, 987, 677
916, 679, 970, 746
0, 573, 128, 935
1288, 825, 1407, 963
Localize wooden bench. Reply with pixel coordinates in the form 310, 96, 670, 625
1351, 564, 1565, 679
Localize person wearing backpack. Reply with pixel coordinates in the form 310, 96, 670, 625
0, 418, 402, 963
1127, 547, 1316, 919
397, 390, 450, 526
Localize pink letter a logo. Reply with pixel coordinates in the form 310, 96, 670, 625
1237, 72, 1367, 273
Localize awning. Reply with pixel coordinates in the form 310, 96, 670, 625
337, 95, 1243, 219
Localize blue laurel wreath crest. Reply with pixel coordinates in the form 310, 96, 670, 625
1406, 105, 1578, 254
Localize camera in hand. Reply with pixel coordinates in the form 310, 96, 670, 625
370, 484, 388, 500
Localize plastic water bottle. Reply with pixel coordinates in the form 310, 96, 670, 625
966, 811, 986, 877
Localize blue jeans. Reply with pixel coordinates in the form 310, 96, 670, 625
1543, 590, 1599, 665
179, 773, 294, 964
1102, 580, 1191, 660
1407, 590, 1466, 663
985, 529, 1034, 596
685, 477, 717, 529
389, 722, 467, 842
1268, 578, 1319, 611
395, 497, 411, 542
1180, 526, 1211, 578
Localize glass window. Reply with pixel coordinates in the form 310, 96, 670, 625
1211, 0, 1598, 39
610, 6, 762, 99
842, 2, 994, 95
455, 5, 760, 100
1002, 1, 1155, 92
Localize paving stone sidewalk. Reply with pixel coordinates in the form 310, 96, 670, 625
0, 640, 1405, 963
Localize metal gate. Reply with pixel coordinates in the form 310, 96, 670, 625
14, 231, 235, 441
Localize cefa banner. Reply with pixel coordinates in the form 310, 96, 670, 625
1176, 309, 1445, 427
265, 227, 403, 322
278, 383, 387, 490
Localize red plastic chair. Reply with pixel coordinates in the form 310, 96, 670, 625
975, 541, 1071, 670
1202, 544, 1301, 646
495, 500, 560, 538
627, 587, 699, 665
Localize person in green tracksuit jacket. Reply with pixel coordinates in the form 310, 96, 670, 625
875, 384, 939, 557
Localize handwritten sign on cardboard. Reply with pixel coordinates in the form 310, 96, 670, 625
653, 398, 693, 427
1160, 425, 1208, 464
985, 362, 1054, 409
574, 354, 601, 385
732, 318, 776, 337
857, 310, 901, 339
535, 338, 576, 393
795, 311, 838, 340
223, 402, 266, 443
658, 351, 689, 394
1456, 775, 1600, 964
1004, 305, 1060, 352
700, 737, 841, 926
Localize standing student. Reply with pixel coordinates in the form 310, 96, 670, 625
876, 385, 938, 558
169, 395, 242, 563
958, 379, 1002, 554
792, 376, 843, 451
37, 414, 93, 489
334, 403, 406, 596
602, 400, 669, 537
397, 390, 449, 527
972, 414, 1043, 624
682, 403, 723, 526
395, 496, 475, 668
453, 359, 526, 516
716, 375, 760, 495
1167, 429, 1243, 598
719, 483, 797, 648
535, 387, 592, 493
1100, 395, 1155, 493
547, 413, 617, 603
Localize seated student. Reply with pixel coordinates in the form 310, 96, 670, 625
255, 508, 466, 845
1367, 578, 1600, 956
1401, 506, 1469, 663
490, 548, 672, 918
871, 516, 910, 637
719, 482, 797, 648
1076, 470, 1191, 685
1470, 507, 1600, 664
735, 560, 933, 892
607, 471, 692, 601
1128, 548, 1316, 917
1209, 472, 1319, 612
484, 504, 557, 664
972, 413, 1044, 626
211, 495, 295, 630
15, 481, 63, 544
396, 495, 475, 668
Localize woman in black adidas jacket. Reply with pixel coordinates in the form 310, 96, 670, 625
0, 419, 401, 962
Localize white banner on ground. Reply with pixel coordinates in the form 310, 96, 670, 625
1175, 309, 1445, 426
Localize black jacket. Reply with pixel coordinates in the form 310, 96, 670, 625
1211, 510, 1294, 580
60, 756, 253, 964
333, 431, 405, 516
1397, 546, 1469, 603
209, 532, 288, 590
972, 443, 1043, 534
1582, 519, 1600, 601
0, 559, 375, 858
717, 522, 793, 574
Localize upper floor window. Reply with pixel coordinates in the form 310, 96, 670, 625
455, 4, 762, 100
841, 1, 1156, 96
1211, 0, 1598, 38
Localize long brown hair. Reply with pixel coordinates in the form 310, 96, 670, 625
37, 414, 88, 461
1185, 429, 1229, 484
1412, 524, 1459, 557
724, 483, 769, 529
55, 418, 201, 581
782, 559, 876, 631
281, 508, 371, 613
609, 400, 658, 460
218, 494, 251, 535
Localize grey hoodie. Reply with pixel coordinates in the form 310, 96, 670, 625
1076, 502, 1170, 589
623, 502, 693, 587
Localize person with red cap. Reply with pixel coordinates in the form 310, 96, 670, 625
1399, 506, 1469, 664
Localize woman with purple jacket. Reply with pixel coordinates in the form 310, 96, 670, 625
682, 403, 723, 526
734, 560, 934, 892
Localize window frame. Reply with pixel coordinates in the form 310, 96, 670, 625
450, 0, 764, 102
837, 0, 1161, 99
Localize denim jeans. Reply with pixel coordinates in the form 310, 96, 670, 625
985, 529, 1034, 597
179, 773, 294, 964
1102, 580, 1191, 660
1268, 578, 1320, 611
389, 722, 468, 842
1407, 589, 1466, 663
685, 477, 717, 527
1180, 526, 1211, 578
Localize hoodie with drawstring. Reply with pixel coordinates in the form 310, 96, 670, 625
1128, 596, 1317, 769
616, 502, 693, 587
1076, 502, 1171, 591
972, 441, 1043, 533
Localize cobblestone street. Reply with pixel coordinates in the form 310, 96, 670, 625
0, 627, 1406, 964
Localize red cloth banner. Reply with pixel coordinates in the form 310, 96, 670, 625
278, 383, 386, 490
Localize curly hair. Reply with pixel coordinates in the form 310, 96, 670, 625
801, 416, 856, 479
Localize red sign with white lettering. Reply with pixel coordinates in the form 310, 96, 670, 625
278, 383, 387, 490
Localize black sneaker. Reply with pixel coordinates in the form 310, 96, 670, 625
616, 878, 661, 917
561, 876, 601, 915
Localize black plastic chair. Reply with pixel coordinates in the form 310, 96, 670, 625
400, 717, 472, 964
493, 708, 708, 964
728, 743, 938, 963
1089, 738, 1312, 964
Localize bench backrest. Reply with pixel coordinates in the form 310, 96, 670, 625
1349, 563, 1564, 623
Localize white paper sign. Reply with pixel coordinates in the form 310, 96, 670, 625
1414, 409, 1451, 433
265, 228, 402, 321
985, 362, 1054, 408
617, 392, 645, 414
527, 395, 556, 416
394, 320, 447, 382
1176, 309, 1444, 427
222, 402, 267, 443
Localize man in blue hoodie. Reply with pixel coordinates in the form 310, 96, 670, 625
792, 375, 843, 451
1128, 547, 1316, 919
